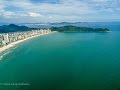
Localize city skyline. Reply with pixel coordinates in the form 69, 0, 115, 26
0, 0, 120, 23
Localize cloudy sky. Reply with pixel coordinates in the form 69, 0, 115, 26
0, 0, 120, 23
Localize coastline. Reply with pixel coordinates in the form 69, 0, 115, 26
0, 31, 55, 53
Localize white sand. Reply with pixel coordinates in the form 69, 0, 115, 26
0, 32, 55, 53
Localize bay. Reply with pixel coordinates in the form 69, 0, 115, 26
0, 24, 120, 90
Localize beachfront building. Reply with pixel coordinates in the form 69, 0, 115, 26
3, 34, 9, 44
0, 34, 3, 46
0, 29, 52, 47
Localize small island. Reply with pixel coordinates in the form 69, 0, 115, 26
50, 25, 110, 32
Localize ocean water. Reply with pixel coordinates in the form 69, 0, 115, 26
0, 23, 120, 90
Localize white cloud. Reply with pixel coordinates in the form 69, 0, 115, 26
0, 0, 120, 22
28, 12, 43, 17
0, 9, 16, 19
92, 0, 109, 3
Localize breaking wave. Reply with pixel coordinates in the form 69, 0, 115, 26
0, 46, 17, 61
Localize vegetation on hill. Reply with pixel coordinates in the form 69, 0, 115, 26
0, 24, 36, 33
50, 25, 110, 32
0, 24, 110, 33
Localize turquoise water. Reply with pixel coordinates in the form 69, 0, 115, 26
0, 30, 120, 90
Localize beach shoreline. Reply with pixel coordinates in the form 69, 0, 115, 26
0, 32, 56, 53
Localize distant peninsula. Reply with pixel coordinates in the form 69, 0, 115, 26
50, 25, 110, 32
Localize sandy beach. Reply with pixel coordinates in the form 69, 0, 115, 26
0, 32, 55, 53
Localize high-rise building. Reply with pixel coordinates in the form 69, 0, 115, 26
3, 34, 9, 44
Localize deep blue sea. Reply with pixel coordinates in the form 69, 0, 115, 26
0, 22, 120, 90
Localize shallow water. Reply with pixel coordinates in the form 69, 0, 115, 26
0, 31, 120, 90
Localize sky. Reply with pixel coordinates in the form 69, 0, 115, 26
0, 0, 120, 23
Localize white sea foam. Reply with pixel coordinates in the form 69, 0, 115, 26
0, 47, 17, 61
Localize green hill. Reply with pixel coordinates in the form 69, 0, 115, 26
50, 25, 110, 32
0, 24, 37, 33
